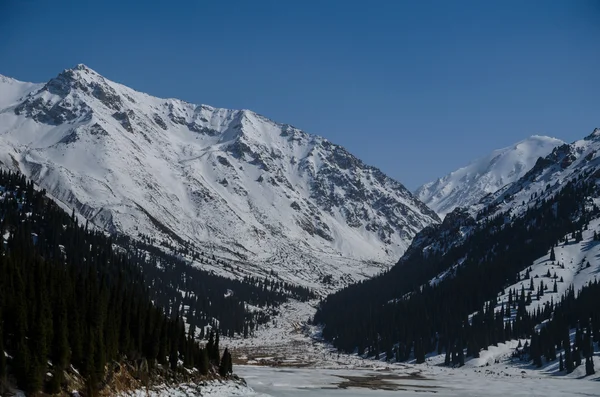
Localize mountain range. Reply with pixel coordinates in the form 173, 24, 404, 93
2, 63, 599, 382
0, 65, 439, 291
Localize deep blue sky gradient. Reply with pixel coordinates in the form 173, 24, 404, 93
1, 0, 599, 189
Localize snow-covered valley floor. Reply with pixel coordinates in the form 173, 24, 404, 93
237, 364, 600, 396
224, 298, 600, 396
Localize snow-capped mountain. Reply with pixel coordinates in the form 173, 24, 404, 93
474, 128, 600, 219
409, 127, 600, 275
0, 65, 439, 290
316, 126, 600, 370
415, 135, 564, 218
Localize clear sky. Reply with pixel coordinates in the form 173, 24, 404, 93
1, 1, 599, 189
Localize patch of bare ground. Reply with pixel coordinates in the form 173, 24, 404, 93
334, 373, 438, 392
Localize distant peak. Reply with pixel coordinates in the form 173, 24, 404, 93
512, 135, 564, 150
584, 127, 600, 141
0, 74, 26, 84
522, 135, 562, 143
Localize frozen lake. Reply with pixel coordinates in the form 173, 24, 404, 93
236, 365, 600, 396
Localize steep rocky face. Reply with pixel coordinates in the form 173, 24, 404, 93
0, 65, 439, 290
415, 135, 564, 218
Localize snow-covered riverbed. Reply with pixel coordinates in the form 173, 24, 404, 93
226, 297, 599, 396
236, 365, 600, 396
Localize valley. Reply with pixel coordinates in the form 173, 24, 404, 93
1, 67, 599, 395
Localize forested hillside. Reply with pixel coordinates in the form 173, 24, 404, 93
316, 135, 600, 374
0, 170, 309, 395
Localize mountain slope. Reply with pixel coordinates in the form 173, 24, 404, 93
0, 64, 439, 290
316, 127, 600, 369
415, 135, 564, 218
0, 74, 43, 109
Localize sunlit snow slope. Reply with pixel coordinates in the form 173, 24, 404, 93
415, 136, 564, 218
0, 65, 439, 290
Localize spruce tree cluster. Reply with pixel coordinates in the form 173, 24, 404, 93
0, 171, 232, 394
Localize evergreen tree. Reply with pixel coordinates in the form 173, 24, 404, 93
199, 348, 209, 375
564, 336, 574, 374
0, 308, 6, 384
586, 356, 595, 376
219, 348, 232, 376
574, 347, 582, 368
559, 353, 564, 372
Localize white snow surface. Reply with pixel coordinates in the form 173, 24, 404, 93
238, 364, 600, 396
415, 135, 564, 218
0, 64, 439, 290
0, 74, 43, 109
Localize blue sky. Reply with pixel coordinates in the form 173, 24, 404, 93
1, 1, 598, 189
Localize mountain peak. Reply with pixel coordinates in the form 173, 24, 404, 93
74, 63, 91, 71
584, 127, 600, 140
68, 63, 101, 76
56, 63, 103, 84
0, 74, 15, 83
416, 135, 565, 218
0, 66, 440, 289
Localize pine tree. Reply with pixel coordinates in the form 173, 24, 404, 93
219, 348, 232, 376
212, 330, 221, 366
564, 337, 574, 374
574, 347, 582, 367
586, 356, 595, 376
444, 343, 451, 366
49, 293, 70, 394
169, 316, 180, 371
0, 310, 6, 383
199, 348, 209, 375
550, 246, 556, 261
226, 349, 233, 374
559, 353, 564, 372
583, 327, 592, 359
157, 321, 168, 366
13, 339, 31, 391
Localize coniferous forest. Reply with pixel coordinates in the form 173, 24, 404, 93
316, 173, 600, 373
0, 170, 308, 395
